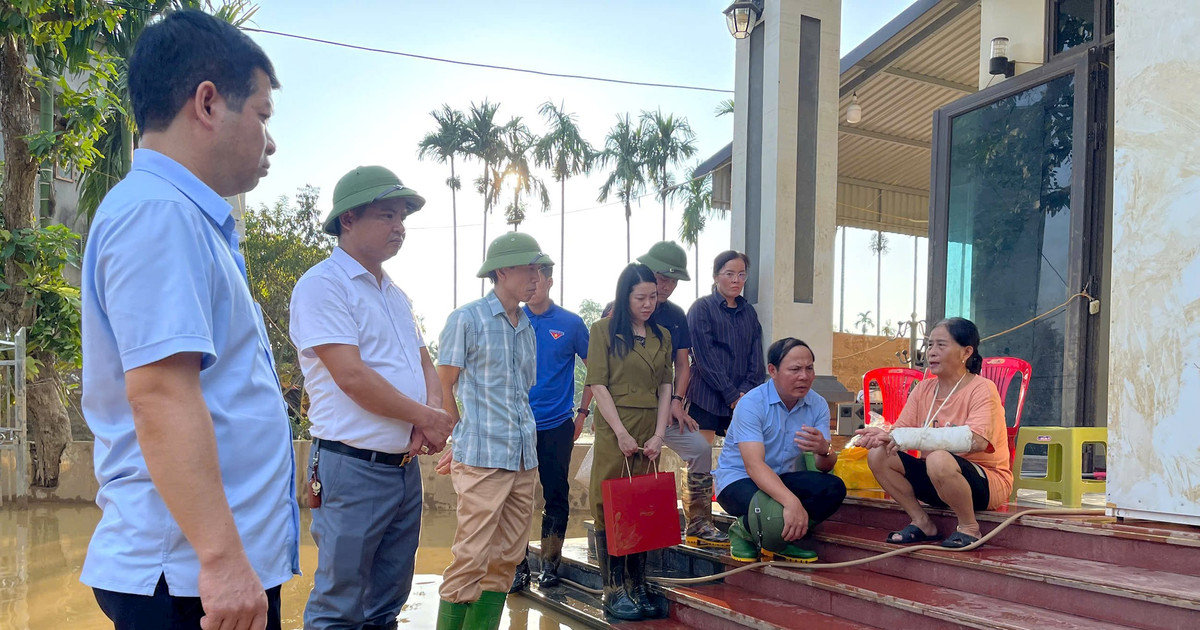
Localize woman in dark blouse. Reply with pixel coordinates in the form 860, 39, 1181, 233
686, 250, 766, 444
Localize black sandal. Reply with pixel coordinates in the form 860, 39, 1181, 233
886, 523, 941, 544
940, 531, 981, 549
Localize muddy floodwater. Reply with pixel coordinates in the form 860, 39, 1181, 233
0, 505, 589, 629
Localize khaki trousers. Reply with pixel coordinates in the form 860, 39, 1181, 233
438, 462, 537, 603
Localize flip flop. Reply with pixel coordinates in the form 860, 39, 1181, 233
940, 531, 981, 549
886, 523, 941, 544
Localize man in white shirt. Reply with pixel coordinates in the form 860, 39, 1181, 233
290, 166, 453, 630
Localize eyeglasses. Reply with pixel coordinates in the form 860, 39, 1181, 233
719, 271, 748, 280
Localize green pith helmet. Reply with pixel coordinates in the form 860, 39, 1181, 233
747, 491, 790, 553
637, 240, 690, 280
476, 232, 555, 278
322, 165, 426, 235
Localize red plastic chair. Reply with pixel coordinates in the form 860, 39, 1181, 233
862, 367, 926, 425
979, 357, 1032, 464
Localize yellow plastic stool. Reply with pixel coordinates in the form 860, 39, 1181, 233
1010, 426, 1107, 507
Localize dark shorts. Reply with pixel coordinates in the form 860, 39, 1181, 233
898, 451, 991, 512
690, 403, 732, 436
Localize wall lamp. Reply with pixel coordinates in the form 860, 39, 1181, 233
989, 37, 1016, 78
724, 0, 764, 39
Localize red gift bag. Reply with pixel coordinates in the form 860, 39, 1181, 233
601, 459, 681, 555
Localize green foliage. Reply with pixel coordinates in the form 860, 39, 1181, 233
242, 185, 333, 437
715, 99, 735, 117
679, 166, 713, 248
855, 311, 874, 335
0, 224, 82, 377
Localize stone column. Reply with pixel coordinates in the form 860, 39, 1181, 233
730, 0, 840, 373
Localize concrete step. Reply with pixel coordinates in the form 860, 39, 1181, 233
811, 521, 1200, 630
517, 580, 691, 630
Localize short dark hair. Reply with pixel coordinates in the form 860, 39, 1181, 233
332, 207, 367, 238
932, 317, 983, 374
767, 337, 813, 368
129, 10, 279, 133
713, 250, 751, 277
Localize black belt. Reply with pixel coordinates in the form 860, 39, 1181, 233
315, 438, 412, 466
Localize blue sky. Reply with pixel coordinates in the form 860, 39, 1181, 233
242, 0, 921, 339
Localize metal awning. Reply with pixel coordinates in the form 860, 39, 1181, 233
695, 0, 981, 238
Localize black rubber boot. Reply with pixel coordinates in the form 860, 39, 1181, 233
538, 512, 567, 588
625, 552, 668, 619
594, 530, 642, 621
509, 557, 531, 594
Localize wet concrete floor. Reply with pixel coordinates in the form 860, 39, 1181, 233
0, 505, 589, 629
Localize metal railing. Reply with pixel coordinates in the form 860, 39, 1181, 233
0, 329, 28, 504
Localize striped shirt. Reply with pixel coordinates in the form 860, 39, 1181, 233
686, 291, 766, 418
438, 291, 538, 470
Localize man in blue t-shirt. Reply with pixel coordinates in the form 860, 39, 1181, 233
512, 265, 592, 591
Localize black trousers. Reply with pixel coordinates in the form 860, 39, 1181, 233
93, 574, 282, 630
716, 471, 847, 528
536, 418, 575, 536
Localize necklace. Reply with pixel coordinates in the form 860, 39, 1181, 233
923, 373, 968, 428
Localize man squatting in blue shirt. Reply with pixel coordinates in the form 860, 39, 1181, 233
509, 264, 594, 591
80, 11, 299, 629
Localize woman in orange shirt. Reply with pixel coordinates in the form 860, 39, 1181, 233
856, 317, 1011, 549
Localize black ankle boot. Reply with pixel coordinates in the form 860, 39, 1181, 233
624, 552, 668, 619
594, 531, 642, 620
509, 557, 531, 594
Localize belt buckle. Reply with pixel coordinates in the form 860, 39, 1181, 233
400, 453, 414, 467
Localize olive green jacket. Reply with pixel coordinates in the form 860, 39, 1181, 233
584, 318, 673, 408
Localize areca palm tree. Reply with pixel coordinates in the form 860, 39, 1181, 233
497, 117, 550, 230
417, 105, 467, 307
77, 1, 259, 220
641, 109, 697, 240
869, 231, 890, 335
463, 100, 505, 295
534, 100, 594, 303
597, 114, 648, 263
679, 165, 716, 299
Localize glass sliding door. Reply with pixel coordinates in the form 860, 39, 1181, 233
928, 51, 1105, 428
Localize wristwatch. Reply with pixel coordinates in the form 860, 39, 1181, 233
577, 407, 590, 417
671, 395, 684, 402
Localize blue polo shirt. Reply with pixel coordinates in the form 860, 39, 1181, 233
523, 303, 589, 431
713, 380, 830, 495
80, 149, 300, 596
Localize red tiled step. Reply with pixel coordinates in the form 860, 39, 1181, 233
664, 583, 881, 630
812, 521, 1200, 630
824, 496, 1200, 577
723, 560, 1136, 630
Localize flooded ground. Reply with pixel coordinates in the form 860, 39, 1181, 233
0, 505, 590, 629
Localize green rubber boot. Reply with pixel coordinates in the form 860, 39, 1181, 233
435, 600, 469, 630
462, 590, 507, 630
726, 518, 760, 562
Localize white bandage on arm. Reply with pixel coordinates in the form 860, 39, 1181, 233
890, 425, 974, 453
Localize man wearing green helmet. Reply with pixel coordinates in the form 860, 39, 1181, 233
291, 165, 452, 629
636, 241, 730, 549
434, 232, 553, 630
713, 337, 847, 563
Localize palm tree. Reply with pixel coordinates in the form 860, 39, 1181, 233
856, 311, 874, 335
715, 98, 735, 117
597, 114, 648, 263
77, 1, 259, 221
869, 231, 890, 335
417, 105, 467, 307
497, 117, 550, 231
534, 100, 594, 303
679, 164, 716, 299
640, 110, 697, 240
463, 100, 505, 295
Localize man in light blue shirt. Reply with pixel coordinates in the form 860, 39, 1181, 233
80, 11, 298, 630
714, 338, 847, 563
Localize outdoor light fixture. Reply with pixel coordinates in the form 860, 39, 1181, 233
724, 0, 763, 39
989, 37, 1016, 78
846, 92, 862, 124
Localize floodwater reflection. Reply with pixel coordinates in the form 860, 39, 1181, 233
0, 505, 588, 629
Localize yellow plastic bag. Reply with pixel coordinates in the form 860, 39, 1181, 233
832, 446, 880, 490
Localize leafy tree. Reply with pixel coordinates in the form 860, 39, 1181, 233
572, 298, 604, 434
497, 117, 549, 230
641, 109, 696, 240
242, 185, 333, 437
679, 164, 717, 299
534, 100, 594, 304
462, 100, 505, 295
855, 311, 874, 335
868, 231, 889, 335
417, 105, 468, 307
1, 2, 124, 487
597, 113, 648, 262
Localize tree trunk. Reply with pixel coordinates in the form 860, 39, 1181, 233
1, 36, 74, 489
625, 201, 631, 263
559, 178, 565, 305
450, 157, 458, 308
695, 242, 700, 299
876, 230, 883, 335
839, 226, 846, 332
27, 354, 70, 488
480, 167, 488, 296
661, 166, 668, 240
